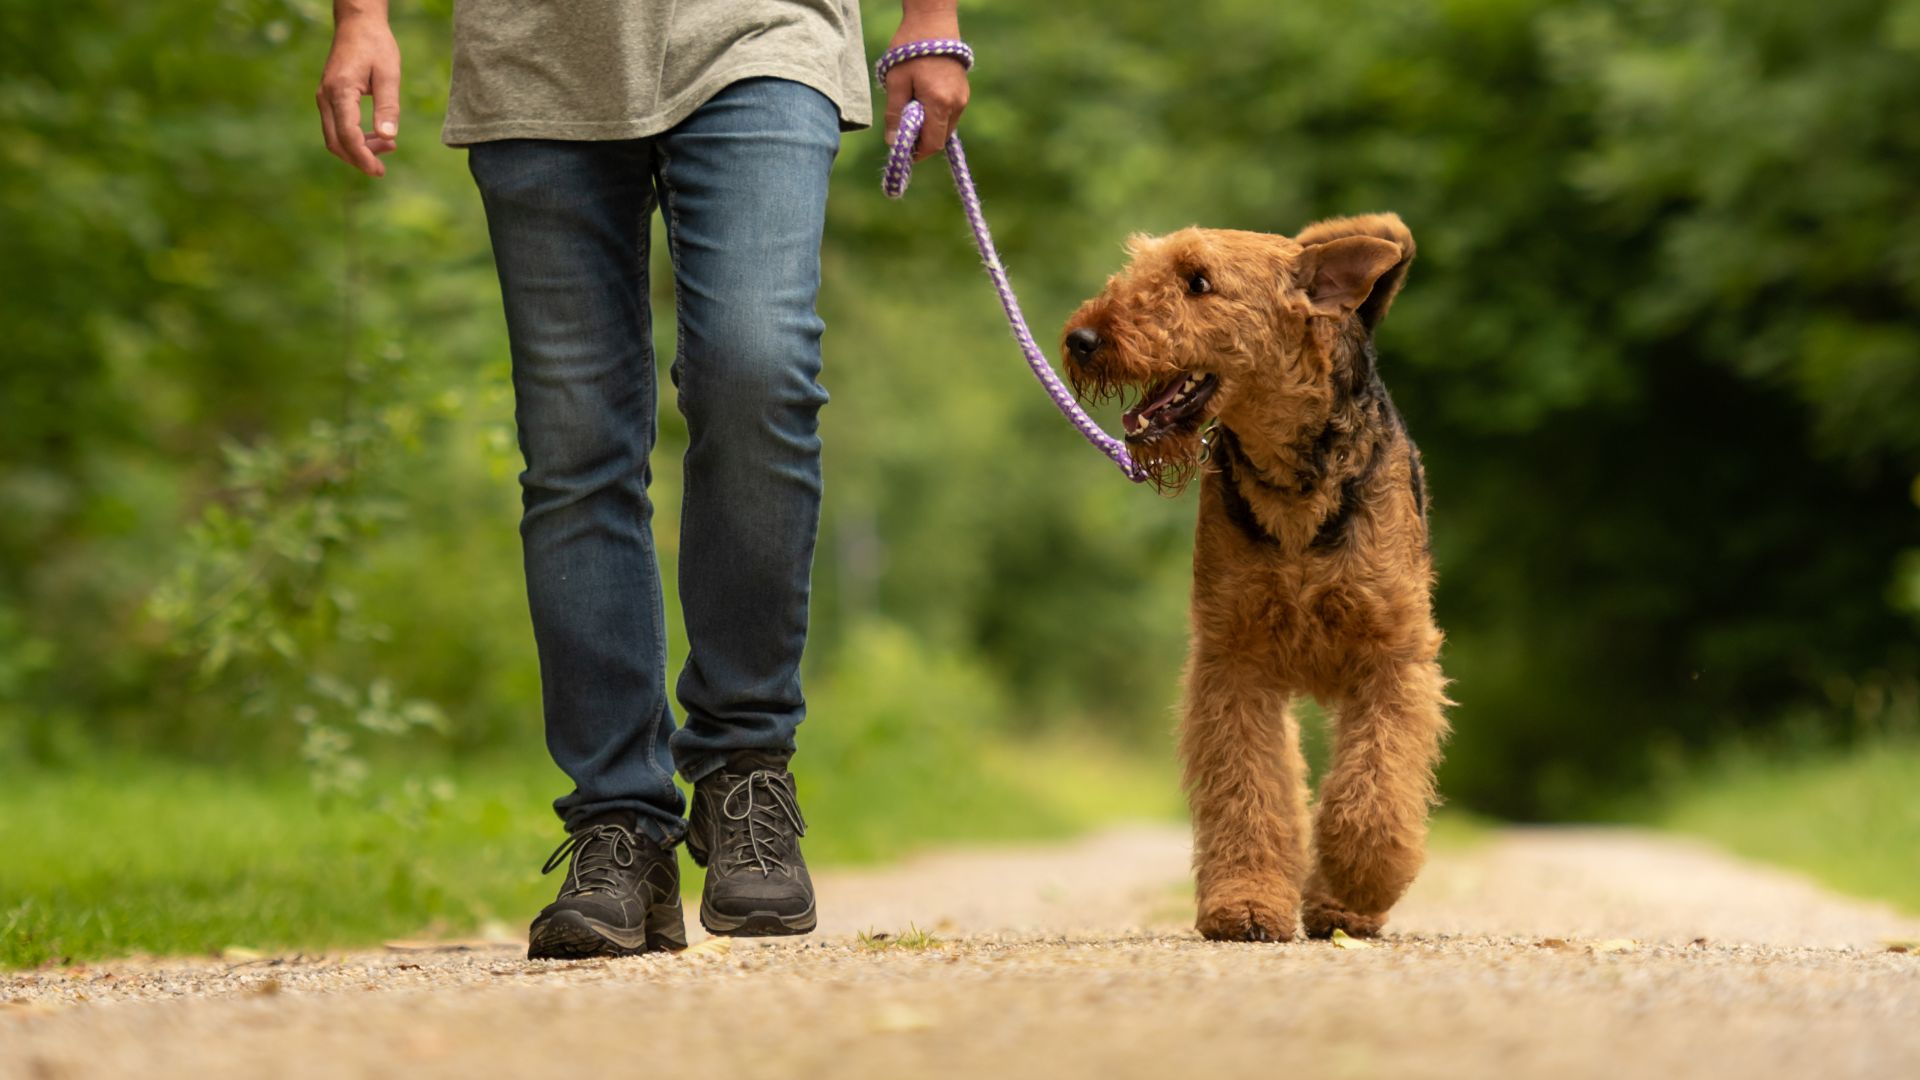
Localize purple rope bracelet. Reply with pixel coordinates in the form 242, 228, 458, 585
877, 40, 1146, 483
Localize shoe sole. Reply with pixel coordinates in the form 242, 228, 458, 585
698, 899, 817, 938
527, 895, 689, 960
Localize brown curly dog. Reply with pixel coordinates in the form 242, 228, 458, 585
1063, 213, 1450, 942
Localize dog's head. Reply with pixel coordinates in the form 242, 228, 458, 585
1063, 214, 1414, 490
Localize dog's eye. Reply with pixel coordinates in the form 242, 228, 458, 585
1187, 271, 1212, 296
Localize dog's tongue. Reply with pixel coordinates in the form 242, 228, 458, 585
1124, 376, 1188, 435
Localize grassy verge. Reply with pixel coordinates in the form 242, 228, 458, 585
0, 738, 1183, 969
1636, 739, 1920, 914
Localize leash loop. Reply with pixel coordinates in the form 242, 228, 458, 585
876, 40, 1146, 483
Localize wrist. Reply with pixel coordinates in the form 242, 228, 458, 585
891, 22, 961, 48
334, 15, 394, 44
334, 1, 390, 26
893, 6, 960, 45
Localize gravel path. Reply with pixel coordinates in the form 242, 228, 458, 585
5, 825, 1917, 1079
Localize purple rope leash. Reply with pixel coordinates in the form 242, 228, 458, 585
877, 40, 1146, 483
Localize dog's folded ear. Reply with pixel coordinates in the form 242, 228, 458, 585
1294, 213, 1416, 329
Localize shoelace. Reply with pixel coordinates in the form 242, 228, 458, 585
541, 823, 639, 897
717, 770, 808, 876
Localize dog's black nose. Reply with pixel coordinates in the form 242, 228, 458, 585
1065, 328, 1101, 363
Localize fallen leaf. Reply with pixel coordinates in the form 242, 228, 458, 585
871, 1001, 936, 1033
1593, 939, 1638, 954
682, 937, 732, 959
1884, 939, 1919, 954
477, 920, 517, 944
1538, 938, 1571, 950
253, 979, 281, 997
1330, 929, 1373, 950
220, 947, 264, 962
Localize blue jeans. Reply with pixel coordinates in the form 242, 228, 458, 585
467, 79, 839, 845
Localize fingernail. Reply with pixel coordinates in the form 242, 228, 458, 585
378, 121, 397, 137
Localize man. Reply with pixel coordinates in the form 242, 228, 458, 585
317, 1, 969, 957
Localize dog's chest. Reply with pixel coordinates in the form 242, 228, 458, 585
1199, 554, 1413, 691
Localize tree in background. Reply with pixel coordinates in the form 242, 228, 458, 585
2, 0, 1915, 818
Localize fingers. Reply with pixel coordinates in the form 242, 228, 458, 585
371, 58, 401, 142
914, 108, 950, 162
883, 58, 970, 162
332, 85, 384, 176
881, 71, 911, 147
913, 88, 968, 161
317, 90, 342, 162
319, 89, 393, 166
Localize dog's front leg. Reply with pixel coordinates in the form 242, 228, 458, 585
1181, 652, 1311, 942
1303, 657, 1450, 939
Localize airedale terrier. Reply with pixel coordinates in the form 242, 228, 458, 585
1063, 214, 1450, 942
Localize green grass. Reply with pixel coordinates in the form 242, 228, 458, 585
1426, 809, 1496, 851
857, 924, 941, 951
0, 613, 1191, 970
1639, 739, 1920, 914
0, 738, 1182, 969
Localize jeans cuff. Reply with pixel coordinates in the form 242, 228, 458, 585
677, 745, 796, 786
564, 804, 687, 847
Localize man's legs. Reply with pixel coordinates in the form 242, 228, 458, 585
655, 78, 839, 782
464, 78, 838, 949
467, 138, 686, 846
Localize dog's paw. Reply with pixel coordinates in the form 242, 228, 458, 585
1301, 895, 1387, 940
1196, 898, 1298, 943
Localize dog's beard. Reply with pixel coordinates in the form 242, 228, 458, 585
1066, 361, 1124, 407
1125, 426, 1205, 494
1067, 365, 1212, 494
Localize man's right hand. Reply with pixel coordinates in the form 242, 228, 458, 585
317, 6, 401, 178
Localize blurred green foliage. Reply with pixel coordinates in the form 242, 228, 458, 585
1636, 735, 1920, 914
0, 729, 1182, 967
2, 0, 1917, 819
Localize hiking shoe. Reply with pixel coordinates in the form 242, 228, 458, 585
527, 815, 687, 959
686, 753, 817, 936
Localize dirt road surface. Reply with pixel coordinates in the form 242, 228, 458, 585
5, 825, 1917, 1079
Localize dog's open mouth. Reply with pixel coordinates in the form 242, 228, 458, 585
1122, 372, 1219, 440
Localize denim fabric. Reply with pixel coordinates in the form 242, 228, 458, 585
468, 79, 839, 845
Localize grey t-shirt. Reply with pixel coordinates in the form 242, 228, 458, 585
442, 0, 872, 146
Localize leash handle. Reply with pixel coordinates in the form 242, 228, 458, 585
876, 41, 1147, 483
877, 39, 972, 199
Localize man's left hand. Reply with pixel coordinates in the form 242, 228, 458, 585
881, 15, 971, 162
